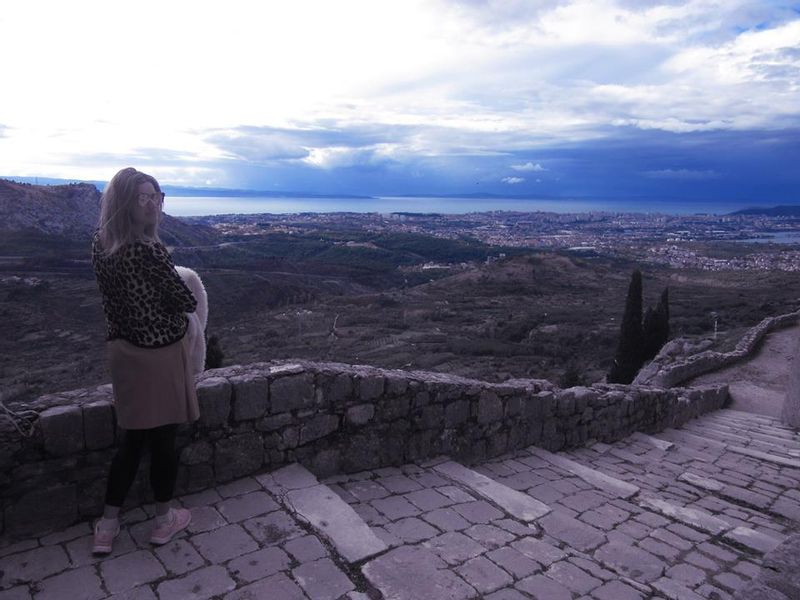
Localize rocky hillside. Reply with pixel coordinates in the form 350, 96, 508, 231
0, 179, 100, 238
0, 178, 219, 247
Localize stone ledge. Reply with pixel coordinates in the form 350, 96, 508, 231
2, 360, 729, 539
635, 310, 800, 388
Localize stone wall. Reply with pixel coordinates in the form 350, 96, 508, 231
634, 310, 800, 388
0, 360, 728, 539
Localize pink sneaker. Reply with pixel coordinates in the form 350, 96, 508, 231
149, 508, 191, 545
92, 520, 120, 554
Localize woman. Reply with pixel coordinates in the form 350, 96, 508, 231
90, 167, 198, 554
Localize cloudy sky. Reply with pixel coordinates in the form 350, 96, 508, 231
1, 0, 799, 203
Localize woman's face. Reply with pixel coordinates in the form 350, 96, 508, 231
130, 181, 162, 230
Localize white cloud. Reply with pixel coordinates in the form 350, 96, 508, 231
502, 176, 525, 184
301, 145, 400, 169
0, 1, 797, 183
511, 161, 545, 172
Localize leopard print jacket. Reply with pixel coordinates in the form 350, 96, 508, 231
91, 231, 197, 348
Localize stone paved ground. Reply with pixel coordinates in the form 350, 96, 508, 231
2, 405, 799, 599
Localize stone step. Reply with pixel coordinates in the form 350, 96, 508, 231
527, 447, 641, 499
693, 418, 800, 451
556, 425, 800, 536
654, 428, 728, 453
727, 446, 800, 470
433, 460, 551, 522
682, 422, 798, 458
260, 463, 388, 563
718, 409, 792, 429
705, 413, 800, 442
678, 472, 783, 515
525, 440, 789, 558
637, 496, 786, 554
630, 431, 674, 451
681, 421, 754, 446
638, 495, 730, 536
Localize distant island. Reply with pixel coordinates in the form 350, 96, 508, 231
731, 206, 800, 217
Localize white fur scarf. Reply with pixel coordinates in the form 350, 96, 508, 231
175, 266, 208, 375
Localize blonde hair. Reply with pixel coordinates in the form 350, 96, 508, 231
97, 167, 163, 255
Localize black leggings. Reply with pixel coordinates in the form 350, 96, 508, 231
104, 424, 179, 507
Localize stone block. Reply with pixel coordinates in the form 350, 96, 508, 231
39, 405, 84, 456
230, 373, 269, 421
271, 373, 315, 413
557, 392, 576, 416
256, 412, 292, 432
82, 400, 115, 450
185, 464, 216, 492
572, 386, 599, 410
343, 435, 381, 471
477, 390, 503, 424
321, 373, 354, 405
505, 394, 524, 417
347, 403, 375, 425
380, 396, 410, 421
196, 376, 232, 427
180, 440, 213, 465
214, 432, 264, 481
414, 390, 431, 408
311, 448, 342, 477
523, 395, 544, 421
445, 400, 470, 427
408, 430, 438, 461
487, 431, 508, 456
300, 413, 340, 445
412, 405, 442, 430
77, 478, 106, 517
4, 484, 78, 537
381, 432, 410, 463
358, 375, 385, 401
385, 375, 409, 396
280, 427, 299, 450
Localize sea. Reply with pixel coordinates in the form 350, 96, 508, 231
164, 195, 795, 217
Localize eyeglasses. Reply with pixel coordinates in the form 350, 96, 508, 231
137, 192, 165, 206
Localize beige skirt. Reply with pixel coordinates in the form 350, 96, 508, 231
108, 334, 199, 430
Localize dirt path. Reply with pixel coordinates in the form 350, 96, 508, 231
689, 324, 800, 418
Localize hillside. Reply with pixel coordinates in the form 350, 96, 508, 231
731, 205, 800, 217
0, 179, 101, 238
0, 179, 220, 251
4, 182, 800, 405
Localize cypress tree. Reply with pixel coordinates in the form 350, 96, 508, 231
643, 287, 670, 360
608, 269, 644, 383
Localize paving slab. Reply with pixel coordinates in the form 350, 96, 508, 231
434, 460, 551, 522
155, 565, 236, 600
363, 545, 476, 600
538, 511, 606, 553
723, 526, 785, 555
34, 566, 105, 600
292, 558, 355, 600
285, 482, 387, 563
678, 471, 725, 492
0, 545, 70, 589
222, 572, 307, 600
593, 541, 666, 583
528, 447, 640, 499
638, 495, 731, 535
657, 428, 728, 451
99, 550, 166, 595
728, 446, 800, 469
630, 432, 674, 451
